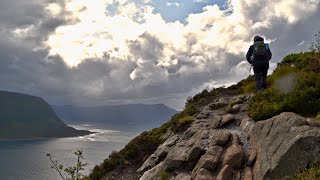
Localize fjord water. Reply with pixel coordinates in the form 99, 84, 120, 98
0, 124, 138, 180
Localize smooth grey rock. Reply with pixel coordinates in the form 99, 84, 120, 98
232, 104, 241, 113
138, 135, 180, 172
240, 118, 255, 135
208, 115, 222, 129
175, 173, 191, 180
209, 97, 229, 110
139, 161, 165, 180
196, 112, 211, 120
180, 128, 197, 141
209, 130, 230, 147
221, 114, 235, 127
165, 131, 208, 171
191, 146, 223, 178
194, 168, 214, 180
216, 165, 233, 180
251, 112, 320, 180
231, 95, 246, 104
192, 115, 222, 130
222, 144, 244, 168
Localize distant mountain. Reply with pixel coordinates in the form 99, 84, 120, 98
52, 104, 178, 130
0, 91, 91, 139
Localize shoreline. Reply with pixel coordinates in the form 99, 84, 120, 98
0, 131, 94, 142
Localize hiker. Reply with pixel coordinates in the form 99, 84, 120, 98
246, 35, 272, 90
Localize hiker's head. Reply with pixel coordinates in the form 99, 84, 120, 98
254, 35, 264, 42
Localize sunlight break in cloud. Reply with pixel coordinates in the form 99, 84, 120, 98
47, 0, 319, 66
1, 0, 319, 109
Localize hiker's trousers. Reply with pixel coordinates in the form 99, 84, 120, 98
253, 62, 269, 90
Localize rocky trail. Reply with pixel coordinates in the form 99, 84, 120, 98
108, 93, 320, 180
137, 94, 257, 180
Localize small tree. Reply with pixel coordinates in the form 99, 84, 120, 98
46, 150, 88, 180
310, 31, 320, 53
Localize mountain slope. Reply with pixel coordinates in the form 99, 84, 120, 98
0, 91, 91, 139
88, 52, 320, 179
53, 104, 178, 130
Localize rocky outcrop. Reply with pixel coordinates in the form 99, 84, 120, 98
137, 95, 252, 180
136, 94, 320, 180
251, 112, 320, 180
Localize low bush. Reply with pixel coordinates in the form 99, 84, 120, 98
293, 162, 320, 179
281, 52, 316, 64
248, 89, 285, 121
248, 52, 320, 121
159, 170, 171, 180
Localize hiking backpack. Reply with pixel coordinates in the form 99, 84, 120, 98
253, 41, 267, 60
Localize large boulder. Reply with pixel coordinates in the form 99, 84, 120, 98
191, 146, 223, 178
251, 112, 320, 180
222, 144, 244, 168
208, 130, 230, 147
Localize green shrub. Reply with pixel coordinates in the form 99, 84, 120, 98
159, 171, 171, 180
293, 162, 320, 179
248, 89, 285, 121
268, 66, 296, 87
89, 166, 104, 180
281, 52, 317, 64
170, 115, 194, 132
232, 75, 255, 94
178, 116, 193, 124
46, 150, 88, 180
89, 126, 166, 179
248, 52, 320, 121
241, 82, 256, 94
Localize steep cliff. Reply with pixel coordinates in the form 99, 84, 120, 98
0, 91, 91, 139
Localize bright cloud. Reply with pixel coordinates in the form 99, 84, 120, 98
47, 0, 320, 66
166, 2, 182, 7
1, 0, 319, 109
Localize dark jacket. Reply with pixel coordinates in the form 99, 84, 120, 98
246, 41, 272, 65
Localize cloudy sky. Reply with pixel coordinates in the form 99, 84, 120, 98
0, 0, 319, 110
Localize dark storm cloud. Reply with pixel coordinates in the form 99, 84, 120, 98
128, 32, 165, 63
0, 0, 320, 109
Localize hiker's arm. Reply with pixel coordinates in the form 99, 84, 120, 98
246, 46, 253, 64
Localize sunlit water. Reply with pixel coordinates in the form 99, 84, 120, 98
0, 124, 138, 180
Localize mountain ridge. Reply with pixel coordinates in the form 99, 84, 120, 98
52, 103, 178, 131
0, 90, 91, 140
